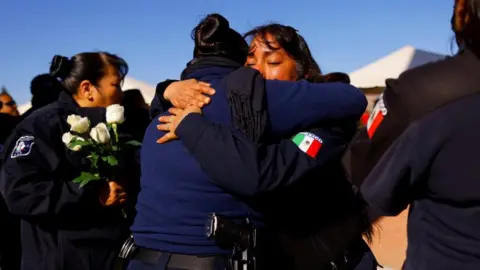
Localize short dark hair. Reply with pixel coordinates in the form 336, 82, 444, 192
244, 23, 322, 81
192, 13, 249, 65
49, 52, 128, 94
30, 74, 64, 108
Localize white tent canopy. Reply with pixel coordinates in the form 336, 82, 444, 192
122, 77, 156, 104
17, 76, 156, 114
348, 45, 447, 88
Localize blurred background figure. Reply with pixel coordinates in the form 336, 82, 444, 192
0, 87, 19, 117
121, 88, 150, 141
123, 88, 149, 111
21, 74, 63, 120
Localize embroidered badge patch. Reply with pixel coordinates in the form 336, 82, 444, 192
367, 94, 388, 139
292, 132, 323, 158
11, 136, 35, 158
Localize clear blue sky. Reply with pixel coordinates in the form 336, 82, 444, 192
1, 0, 454, 105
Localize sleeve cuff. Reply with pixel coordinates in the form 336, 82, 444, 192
156, 79, 178, 108
176, 113, 210, 153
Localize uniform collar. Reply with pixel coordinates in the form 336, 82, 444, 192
58, 91, 79, 110
180, 56, 242, 80
57, 91, 106, 124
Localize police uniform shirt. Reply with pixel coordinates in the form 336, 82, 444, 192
134, 57, 367, 257
0, 92, 127, 270
361, 92, 480, 269
174, 115, 374, 269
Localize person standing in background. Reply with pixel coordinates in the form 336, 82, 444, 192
0, 87, 19, 117
346, 0, 480, 268
21, 74, 63, 120
0, 52, 133, 270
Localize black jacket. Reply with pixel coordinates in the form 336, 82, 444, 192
0, 92, 131, 270
342, 49, 480, 187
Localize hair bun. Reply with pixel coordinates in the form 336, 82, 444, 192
49, 55, 72, 79
194, 13, 230, 51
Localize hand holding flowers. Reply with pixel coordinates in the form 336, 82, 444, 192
62, 104, 141, 190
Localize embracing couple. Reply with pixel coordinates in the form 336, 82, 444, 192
129, 13, 377, 270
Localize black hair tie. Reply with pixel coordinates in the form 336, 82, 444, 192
49, 55, 72, 79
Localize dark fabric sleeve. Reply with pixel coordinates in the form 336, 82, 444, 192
342, 79, 410, 187
149, 79, 178, 119
0, 123, 102, 218
176, 114, 346, 196
360, 122, 427, 219
265, 80, 367, 137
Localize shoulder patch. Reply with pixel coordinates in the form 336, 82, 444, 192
367, 93, 388, 138
292, 132, 323, 158
11, 136, 35, 158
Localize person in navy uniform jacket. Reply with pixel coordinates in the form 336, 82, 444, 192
156, 23, 376, 270
131, 14, 367, 270
343, 0, 480, 268
0, 53, 133, 270
341, 0, 480, 188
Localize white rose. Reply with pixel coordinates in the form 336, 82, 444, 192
89, 123, 111, 144
67, 115, 81, 126
106, 104, 125, 124
61, 132, 84, 151
62, 132, 74, 145
67, 114, 90, 134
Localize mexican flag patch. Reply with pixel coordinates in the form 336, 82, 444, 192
292, 132, 323, 158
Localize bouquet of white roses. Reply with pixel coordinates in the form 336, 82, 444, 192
62, 104, 141, 188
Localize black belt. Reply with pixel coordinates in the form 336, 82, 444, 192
132, 247, 231, 270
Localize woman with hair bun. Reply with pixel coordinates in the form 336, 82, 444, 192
155, 22, 376, 270
0, 52, 133, 270
131, 13, 367, 269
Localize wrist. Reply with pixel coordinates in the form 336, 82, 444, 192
163, 81, 178, 101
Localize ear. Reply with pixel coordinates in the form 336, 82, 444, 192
77, 80, 94, 101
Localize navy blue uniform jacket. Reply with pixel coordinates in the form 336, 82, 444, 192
134, 58, 366, 256
164, 71, 369, 268
0, 113, 21, 270
342, 49, 480, 188
0, 92, 130, 270
362, 93, 480, 269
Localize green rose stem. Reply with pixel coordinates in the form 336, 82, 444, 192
112, 123, 119, 143
110, 124, 126, 218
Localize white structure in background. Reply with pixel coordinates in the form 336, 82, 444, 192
17, 76, 156, 115
122, 76, 156, 104
349, 45, 447, 88
17, 102, 32, 115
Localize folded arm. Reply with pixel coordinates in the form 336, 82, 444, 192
176, 114, 347, 196
265, 80, 367, 136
